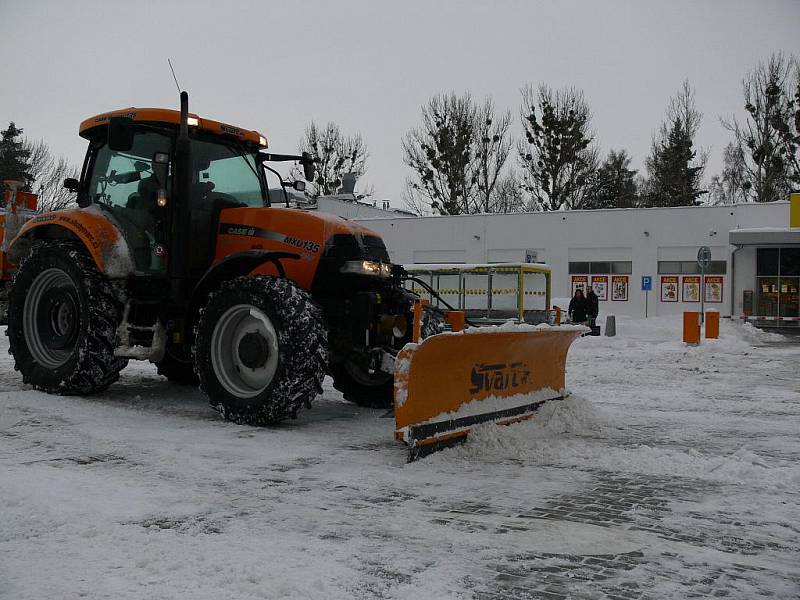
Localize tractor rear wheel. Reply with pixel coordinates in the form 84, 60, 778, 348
193, 276, 327, 425
330, 362, 394, 409
7, 240, 127, 394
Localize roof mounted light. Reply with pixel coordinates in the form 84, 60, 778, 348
259, 135, 267, 147
186, 116, 199, 127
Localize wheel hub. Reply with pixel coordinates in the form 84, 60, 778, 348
210, 305, 280, 399
238, 332, 269, 369
22, 268, 81, 369
40, 288, 79, 350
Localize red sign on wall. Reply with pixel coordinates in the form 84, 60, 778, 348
591, 275, 608, 301
572, 275, 588, 296
661, 276, 679, 302
611, 275, 628, 301
682, 276, 700, 302
705, 276, 723, 303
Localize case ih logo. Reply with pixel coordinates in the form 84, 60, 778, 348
223, 225, 256, 236
469, 362, 531, 395
220, 124, 242, 136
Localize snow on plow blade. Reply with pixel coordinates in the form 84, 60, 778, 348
394, 326, 584, 460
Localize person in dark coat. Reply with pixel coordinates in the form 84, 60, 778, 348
586, 288, 599, 327
568, 288, 589, 325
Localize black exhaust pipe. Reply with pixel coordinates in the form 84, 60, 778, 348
170, 90, 192, 302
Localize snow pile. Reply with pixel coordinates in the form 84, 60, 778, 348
426, 395, 607, 462
739, 320, 787, 343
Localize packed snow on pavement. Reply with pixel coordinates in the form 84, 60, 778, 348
1, 316, 798, 599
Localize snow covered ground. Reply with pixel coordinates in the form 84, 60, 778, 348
1, 317, 798, 599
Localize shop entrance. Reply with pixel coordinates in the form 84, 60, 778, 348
756, 247, 800, 327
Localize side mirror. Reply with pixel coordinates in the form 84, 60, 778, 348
292, 180, 306, 192
63, 178, 80, 193
108, 117, 135, 151
301, 152, 315, 182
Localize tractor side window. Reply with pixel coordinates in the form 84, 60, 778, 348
190, 139, 264, 208
88, 130, 172, 272
187, 139, 264, 278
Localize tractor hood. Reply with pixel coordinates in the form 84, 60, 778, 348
213, 206, 392, 291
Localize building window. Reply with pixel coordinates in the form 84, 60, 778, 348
756, 247, 799, 321
569, 261, 632, 274
611, 261, 633, 274
658, 261, 726, 274
568, 262, 591, 274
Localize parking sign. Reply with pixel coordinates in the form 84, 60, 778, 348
641, 276, 652, 291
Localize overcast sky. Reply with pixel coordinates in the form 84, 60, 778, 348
2, 0, 798, 207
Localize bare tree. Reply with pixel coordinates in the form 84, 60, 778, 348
24, 138, 78, 212
401, 180, 430, 215
488, 171, 527, 213
402, 92, 478, 215
722, 53, 799, 202
474, 99, 512, 213
295, 122, 368, 199
517, 84, 598, 211
717, 141, 749, 204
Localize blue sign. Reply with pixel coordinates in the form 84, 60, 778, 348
641, 276, 652, 291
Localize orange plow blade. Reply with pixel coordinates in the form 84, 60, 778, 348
394, 326, 584, 460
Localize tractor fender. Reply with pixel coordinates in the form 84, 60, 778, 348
191, 250, 300, 309
8, 209, 134, 278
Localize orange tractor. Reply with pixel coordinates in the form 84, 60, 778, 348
1, 93, 583, 458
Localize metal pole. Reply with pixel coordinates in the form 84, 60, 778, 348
700, 265, 705, 325
645, 289, 648, 318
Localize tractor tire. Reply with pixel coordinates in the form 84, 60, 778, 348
193, 276, 327, 425
330, 362, 394, 409
156, 350, 198, 386
7, 240, 128, 394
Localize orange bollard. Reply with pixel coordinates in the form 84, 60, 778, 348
683, 312, 701, 345
554, 306, 561, 325
705, 311, 719, 339
445, 310, 466, 332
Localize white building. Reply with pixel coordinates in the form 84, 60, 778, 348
356, 200, 799, 328
314, 195, 415, 220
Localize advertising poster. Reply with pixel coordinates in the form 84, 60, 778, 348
661, 276, 679, 302
611, 275, 628, 301
591, 275, 608, 301
705, 276, 723, 303
571, 275, 588, 296
682, 276, 700, 302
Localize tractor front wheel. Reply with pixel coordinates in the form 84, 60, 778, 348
193, 276, 327, 425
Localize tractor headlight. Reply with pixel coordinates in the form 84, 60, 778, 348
341, 260, 391, 278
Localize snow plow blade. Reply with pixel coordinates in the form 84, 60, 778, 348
394, 326, 584, 460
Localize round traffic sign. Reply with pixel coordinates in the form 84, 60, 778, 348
697, 246, 711, 269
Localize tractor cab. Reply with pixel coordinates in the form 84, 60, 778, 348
75, 107, 311, 278
77, 109, 267, 275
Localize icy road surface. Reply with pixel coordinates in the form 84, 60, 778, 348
1, 317, 799, 600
